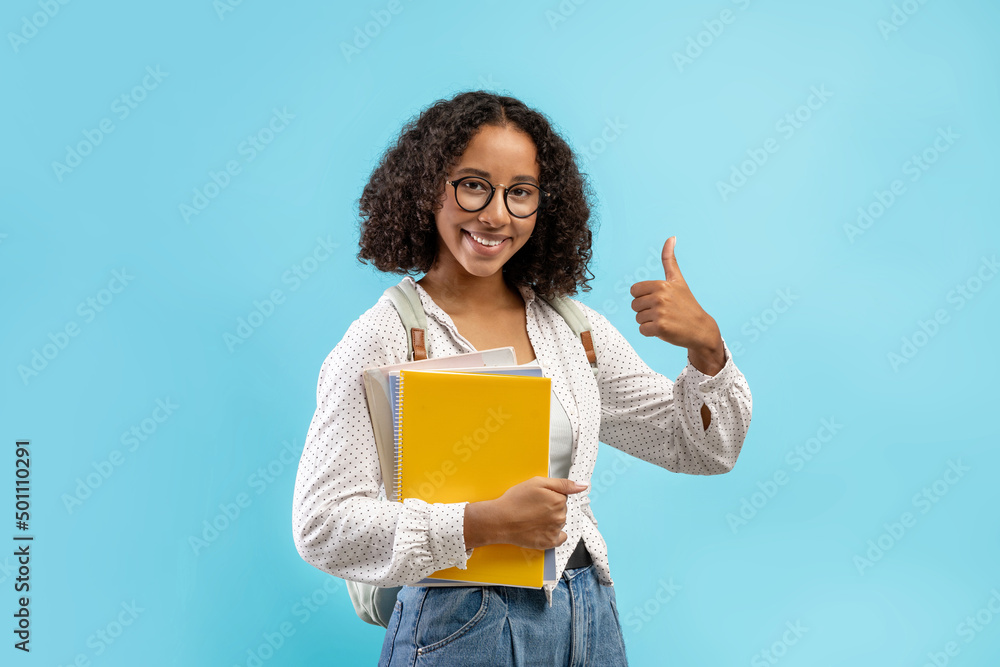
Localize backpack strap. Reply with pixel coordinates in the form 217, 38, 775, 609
536, 294, 599, 379
349, 280, 427, 629
384, 282, 428, 361
384, 280, 598, 377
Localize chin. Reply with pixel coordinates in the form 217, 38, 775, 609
460, 262, 506, 278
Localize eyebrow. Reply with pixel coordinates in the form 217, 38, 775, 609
453, 167, 539, 186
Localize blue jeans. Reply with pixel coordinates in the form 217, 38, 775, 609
378, 564, 629, 666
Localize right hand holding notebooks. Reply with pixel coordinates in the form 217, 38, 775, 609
395, 368, 552, 588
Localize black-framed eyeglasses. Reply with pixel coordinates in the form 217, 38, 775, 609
446, 176, 549, 218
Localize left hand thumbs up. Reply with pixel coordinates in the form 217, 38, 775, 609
629, 236, 722, 352
659, 235, 684, 284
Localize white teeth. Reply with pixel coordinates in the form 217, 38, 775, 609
468, 232, 503, 247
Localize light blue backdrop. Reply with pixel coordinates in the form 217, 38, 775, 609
2, 1, 998, 665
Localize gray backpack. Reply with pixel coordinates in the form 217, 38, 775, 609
345, 280, 598, 627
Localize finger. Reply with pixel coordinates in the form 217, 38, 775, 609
629, 280, 662, 299
634, 309, 656, 326
538, 478, 589, 495
638, 321, 662, 338
661, 236, 684, 283
630, 294, 663, 313
557, 531, 568, 546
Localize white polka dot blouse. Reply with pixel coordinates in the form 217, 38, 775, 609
291, 276, 753, 606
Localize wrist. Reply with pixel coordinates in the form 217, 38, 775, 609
688, 332, 725, 376
464, 499, 502, 550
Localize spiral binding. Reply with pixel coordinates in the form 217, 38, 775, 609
393, 373, 404, 503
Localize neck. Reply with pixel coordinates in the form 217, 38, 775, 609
417, 267, 522, 314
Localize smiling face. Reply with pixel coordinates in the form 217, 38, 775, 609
428, 124, 540, 282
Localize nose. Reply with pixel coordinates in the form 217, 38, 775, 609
477, 185, 512, 227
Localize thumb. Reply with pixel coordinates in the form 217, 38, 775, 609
541, 478, 589, 495
661, 236, 682, 282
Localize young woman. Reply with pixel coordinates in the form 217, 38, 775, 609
292, 91, 753, 666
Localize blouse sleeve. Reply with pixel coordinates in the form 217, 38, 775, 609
575, 301, 753, 475
291, 303, 474, 585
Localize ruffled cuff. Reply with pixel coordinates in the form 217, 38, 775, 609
680, 337, 739, 396
430, 501, 474, 570
395, 498, 474, 575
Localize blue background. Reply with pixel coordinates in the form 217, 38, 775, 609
2, 0, 998, 665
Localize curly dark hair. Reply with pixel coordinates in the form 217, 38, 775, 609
356, 90, 597, 299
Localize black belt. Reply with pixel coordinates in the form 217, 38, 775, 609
565, 537, 592, 569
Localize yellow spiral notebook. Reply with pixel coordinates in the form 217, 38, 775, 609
395, 368, 552, 587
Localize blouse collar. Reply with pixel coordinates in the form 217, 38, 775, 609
404, 276, 537, 321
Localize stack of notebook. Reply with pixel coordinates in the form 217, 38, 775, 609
362, 348, 556, 588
